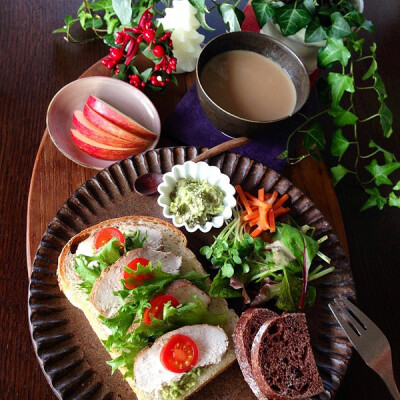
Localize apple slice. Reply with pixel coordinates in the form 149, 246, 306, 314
72, 110, 133, 147
82, 105, 153, 147
86, 95, 157, 141
71, 129, 148, 161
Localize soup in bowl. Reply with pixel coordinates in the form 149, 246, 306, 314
196, 32, 310, 138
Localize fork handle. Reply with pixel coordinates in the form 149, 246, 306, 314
381, 368, 400, 400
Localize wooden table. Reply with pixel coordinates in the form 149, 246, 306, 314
1, 1, 399, 399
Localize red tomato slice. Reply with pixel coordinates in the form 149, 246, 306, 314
123, 258, 151, 289
93, 227, 125, 251
160, 334, 199, 373
143, 295, 179, 325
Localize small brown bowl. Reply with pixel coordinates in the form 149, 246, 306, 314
196, 31, 310, 138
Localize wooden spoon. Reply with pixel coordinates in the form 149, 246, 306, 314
134, 136, 251, 196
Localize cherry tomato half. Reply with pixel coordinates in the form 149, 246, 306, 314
123, 258, 151, 289
143, 295, 179, 325
93, 227, 125, 251
160, 334, 199, 373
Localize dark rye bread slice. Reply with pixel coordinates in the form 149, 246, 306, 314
251, 313, 324, 400
233, 308, 277, 399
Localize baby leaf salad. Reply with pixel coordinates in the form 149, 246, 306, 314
201, 187, 334, 312
74, 228, 226, 379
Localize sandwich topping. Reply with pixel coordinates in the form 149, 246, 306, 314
71, 223, 229, 391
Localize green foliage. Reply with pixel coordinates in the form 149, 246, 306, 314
218, 4, 244, 32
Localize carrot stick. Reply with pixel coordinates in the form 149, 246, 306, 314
268, 210, 276, 232
258, 188, 264, 201
250, 226, 264, 238
236, 185, 252, 214
273, 207, 290, 218
273, 194, 289, 210
243, 211, 259, 221
248, 198, 272, 209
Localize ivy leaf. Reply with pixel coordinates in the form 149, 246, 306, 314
379, 102, 393, 138
218, 4, 244, 32
318, 38, 351, 68
327, 72, 354, 107
194, 9, 215, 31
274, 5, 312, 36
344, 10, 365, 27
92, 0, 114, 12
393, 181, 400, 191
112, 0, 132, 25
303, 123, 325, 159
368, 140, 396, 163
388, 192, 400, 208
328, 106, 358, 127
300, 0, 315, 15
361, 19, 375, 33
352, 38, 364, 54
78, 11, 93, 29
305, 18, 327, 43
328, 12, 352, 38
188, 0, 206, 14
331, 164, 350, 186
373, 73, 387, 101
361, 188, 387, 211
252, 0, 276, 28
331, 129, 350, 159
362, 58, 377, 80
365, 159, 400, 186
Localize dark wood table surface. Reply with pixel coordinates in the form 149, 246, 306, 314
1, 1, 399, 399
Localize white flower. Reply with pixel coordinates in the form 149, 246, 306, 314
158, 0, 205, 73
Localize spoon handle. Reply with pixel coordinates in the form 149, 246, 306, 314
191, 137, 251, 163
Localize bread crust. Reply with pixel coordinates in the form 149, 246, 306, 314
56, 216, 238, 400
233, 308, 277, 400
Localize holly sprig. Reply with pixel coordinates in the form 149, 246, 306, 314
252, 0, 397, 211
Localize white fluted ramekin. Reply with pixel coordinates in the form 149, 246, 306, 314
157, 161, 236, 233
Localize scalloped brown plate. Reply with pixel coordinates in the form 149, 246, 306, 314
28, 147, 355, 400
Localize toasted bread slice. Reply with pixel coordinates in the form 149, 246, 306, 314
57, 216, 238, 400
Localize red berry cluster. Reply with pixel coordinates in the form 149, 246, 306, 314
101, 8, 177, 90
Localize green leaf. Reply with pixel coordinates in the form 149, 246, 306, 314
378, 102, 393, 138
368, 140, 396, 163
124, 229, 147, 252
373, 73, 387, 101
327, 72, 354, 107
362, 59, 377, 81
300, 0, 315, 15
53, 27, 68, 33
361, 188, 387, 211
218, 4, 244, 32
361, 19, 375, 33
194, 8, 215, 31
303, 123, 325, 157
388, 192, 400, 208
331, 164, 350, 186
64, 15, 76, 26
344, 10, 365, 27
112, 0, 132, 25
393, 181, 400, 191
92, 0, 114, 12
318, 38, 351, 68
352, 38, 364, 53
84, 16, 104, 29
274, 5, 312, 36
331, 129, 350, 158
78, 11, 93, 29
328, 106, 358, 126
328, 12, 352, 38
305, 18, 327, 43
251, 0, 276, 28
209, 270, 242, 298
188, 0, 206, 13
365, 159, 400, 186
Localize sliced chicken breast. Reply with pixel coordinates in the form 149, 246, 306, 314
164, 279, 211, 308
134, 324, 229, 394
90, 247, 182, 318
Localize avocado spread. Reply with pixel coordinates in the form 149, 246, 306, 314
161, 367, 203, 399
169, 178, 225, 227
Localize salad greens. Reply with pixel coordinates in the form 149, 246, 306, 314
74, 229, 147, 294
201, 209, 334, 312
99, 262, 224, 378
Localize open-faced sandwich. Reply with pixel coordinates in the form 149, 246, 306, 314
57, 216, 238, 400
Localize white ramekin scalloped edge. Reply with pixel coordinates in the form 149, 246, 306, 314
157, 161, 236, 233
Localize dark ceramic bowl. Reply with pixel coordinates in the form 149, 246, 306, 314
196, 31, 310, 138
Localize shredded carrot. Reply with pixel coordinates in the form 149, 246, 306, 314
235, 185, 291, 237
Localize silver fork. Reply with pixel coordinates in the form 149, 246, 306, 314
329, 294, 400, 400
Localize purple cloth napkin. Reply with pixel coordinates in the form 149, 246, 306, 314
163, 83, 294, 173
